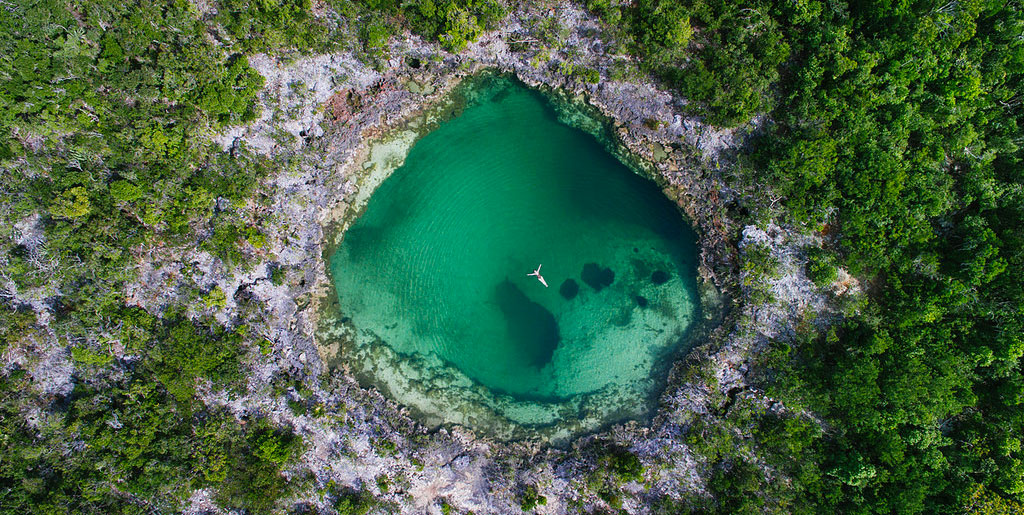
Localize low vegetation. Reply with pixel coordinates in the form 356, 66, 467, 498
0, 0, 313, 510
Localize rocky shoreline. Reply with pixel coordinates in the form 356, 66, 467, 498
161, 2, 845, 512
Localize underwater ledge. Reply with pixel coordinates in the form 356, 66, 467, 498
316, 70, 728, 445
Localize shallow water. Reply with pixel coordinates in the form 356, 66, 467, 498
330, 76, 700, 433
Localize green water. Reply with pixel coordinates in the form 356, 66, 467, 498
330, 76, 700, 433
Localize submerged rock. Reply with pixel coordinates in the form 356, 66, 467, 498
559, 279, 579, 300
636, 295, 648, 308
582, 262, 615, 291
651, 270, 669, 285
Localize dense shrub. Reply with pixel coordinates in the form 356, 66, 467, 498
587, 0, 1024, 512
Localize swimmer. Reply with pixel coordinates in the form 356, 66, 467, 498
527, 264, 549, 287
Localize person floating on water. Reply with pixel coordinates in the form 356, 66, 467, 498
528, 264, 549, 287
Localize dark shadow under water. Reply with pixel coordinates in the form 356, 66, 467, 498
494, 279, 560, 368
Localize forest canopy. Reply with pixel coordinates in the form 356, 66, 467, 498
581, 0, 1024, 511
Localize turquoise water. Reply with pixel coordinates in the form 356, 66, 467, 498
330, 76, 700, 434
